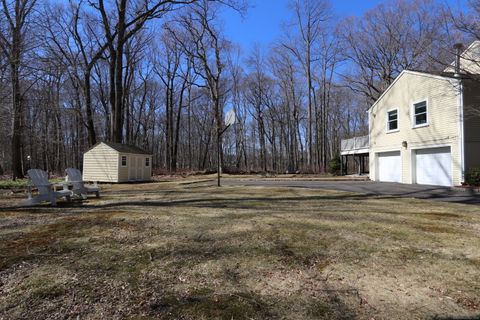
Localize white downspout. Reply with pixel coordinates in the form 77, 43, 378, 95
458, 79, 465, 185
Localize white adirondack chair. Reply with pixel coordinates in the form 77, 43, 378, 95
65, 168, 100, 199
25, 169, 73, 206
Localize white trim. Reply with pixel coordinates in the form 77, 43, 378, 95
411, 145, 453, 186
386, 108, 399, 133
411, 98, 429, 128
386, 129, 400, 134
341, 148, 369, 156
374, 147, 404, 153
368, 110, 372, 152
375, 150, 402, 183
411, 148, 416, 184
458, 80, 465, 184
409, 143, 451, 150
369, 70, 458, 112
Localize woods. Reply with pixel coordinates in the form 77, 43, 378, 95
0, 0, 477, 178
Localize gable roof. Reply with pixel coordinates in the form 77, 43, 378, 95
369, 41, 480, 112
444, 40, 480, 73
368, 70, 461, 112
87, 141, 152, 155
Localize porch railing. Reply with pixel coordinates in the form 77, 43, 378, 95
341, 135, 369, 155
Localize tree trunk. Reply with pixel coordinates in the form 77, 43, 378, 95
11, 61, 23, 179
84, 71, 97, 146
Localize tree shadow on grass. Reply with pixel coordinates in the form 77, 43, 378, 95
3, 180, 480, 213
0, 211, 362, 319
433, 316, 480, 320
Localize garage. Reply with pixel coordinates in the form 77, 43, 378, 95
377, 151, 401, 183
414, 147, 452, 186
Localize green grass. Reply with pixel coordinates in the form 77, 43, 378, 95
0, 178, 64, 190
0, 179, 28, 190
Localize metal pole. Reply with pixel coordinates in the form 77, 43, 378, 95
340, 155, 343, 176
216, 123, 232, 187
217, 131, 221, 187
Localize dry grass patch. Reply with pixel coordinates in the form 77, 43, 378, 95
0, 179, 479, 319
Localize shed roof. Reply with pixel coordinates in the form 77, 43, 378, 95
87, 141, 152, 155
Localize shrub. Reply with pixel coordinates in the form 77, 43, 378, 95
465, 167, 480, 186
328, 156, 342, 176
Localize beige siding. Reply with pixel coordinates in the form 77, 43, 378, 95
83, 143, 119, 182
83, 142, 152, 183
369, 71, 462, 186
118, 154, 129, 182
444, 41, 480, 74
144, 156, 152, 180
119, 154, 152, 182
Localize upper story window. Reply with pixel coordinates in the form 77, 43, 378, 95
387, 109, 398, 132
413, 100, 428, 127
121, 156, 127, 166
145, 157, 150, 167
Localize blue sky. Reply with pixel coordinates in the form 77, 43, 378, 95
220, 0, 467, 51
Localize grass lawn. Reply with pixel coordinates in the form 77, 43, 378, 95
0, 179, 30, 190
0, 178, 479, 319
0, 178, 64, 190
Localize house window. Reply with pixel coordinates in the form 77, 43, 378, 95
387, 109, 398, 132
145, 157, 150, 167
121, 156, 127, 166
413, 100, 428, 127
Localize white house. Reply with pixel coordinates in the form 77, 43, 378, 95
342, 41, 480, 187
83, 142, 152, 183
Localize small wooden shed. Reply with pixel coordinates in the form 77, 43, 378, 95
83, 142, 152, 183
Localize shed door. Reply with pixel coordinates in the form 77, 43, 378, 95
136, 157, 142, 181
415, 147, 452, 186
128, 156, 135, 181
377, 151, 401, 183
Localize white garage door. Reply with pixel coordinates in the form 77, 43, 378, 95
377, 151, 401, 183
415, 147, 452, 186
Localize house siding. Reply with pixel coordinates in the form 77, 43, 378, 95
444, 41, 480, 74
83, 143, 119, 182
463, 79, 480, 171
369, 72, 462, 186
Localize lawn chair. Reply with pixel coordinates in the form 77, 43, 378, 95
25, 169, 73, 206
65, 168, 100, 199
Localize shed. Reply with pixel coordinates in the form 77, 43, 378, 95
83, 142, 152, 183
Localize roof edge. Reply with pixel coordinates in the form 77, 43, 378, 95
84, 141, 152, 155
368, 70, 460, 112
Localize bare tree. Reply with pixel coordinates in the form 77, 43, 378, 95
168, 0, 231, 185
283, 0, 331, 171
0, 0, 37, 179
245, 45, 274, 172
89, 0, 211, 143
43, 1, 112, 147
340, 0, 450, 102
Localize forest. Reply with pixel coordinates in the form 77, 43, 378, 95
0, 0, 478, 179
